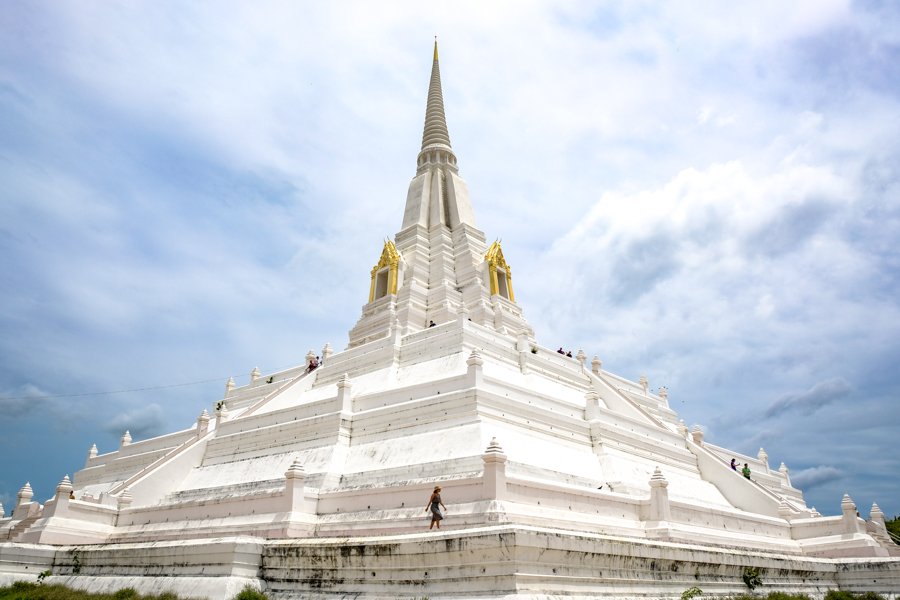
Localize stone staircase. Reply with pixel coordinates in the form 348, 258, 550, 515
3, 513, 40, 542
867, 520, 900, 556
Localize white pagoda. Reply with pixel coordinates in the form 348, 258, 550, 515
1, 42, 897, 600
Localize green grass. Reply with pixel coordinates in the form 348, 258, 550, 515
726, 594, 812, 600
0, 582, 268, 600
724, 594, 886, 600
824, 592, 887, 600
2, 582, 886, 600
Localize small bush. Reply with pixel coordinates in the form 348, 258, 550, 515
681, 586, 703, 600
11, 580, 37, 590
742, 566, 762, 590
113, 588, 140, 600
231, 585, 270, 600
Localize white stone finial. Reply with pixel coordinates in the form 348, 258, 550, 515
117, 488, 134, 510
810, 506, 820, 517
467, 349, 484, 367
0, 502, 4, 518
870, 503, 888, 530
216, 400, 230, 422
677, 419, 688, 437
690, 424, 704, 445
56, 475, 73, 495
779, 462, 791, 486
649, 467, 668, 487
18, 482, 33, 502
639, 375, 648, 394
841, 493, 861, 533
88, 443, 98, 459
591, 356, 602, 374
757, 448, 769, 473
576, 349, 586, 364
120, 430, 132, 447
285, 458, 306, 480
658, 387, 668, 400
197, 409, 210, 435
841, 493, 857, 513
322, 343, 333, 361
484, 437, 504, 455
250, 366, 261, 382
225, 376, 235, 393
648, 467, 671, 522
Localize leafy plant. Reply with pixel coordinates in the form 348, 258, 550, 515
741, 566, 762, 590
113, 588, 139, 599
11, 581, 36, 590
231, 585, 270, 600
71, 549, 82, 574
36, 570, 51, 585
681, 586, 703, 600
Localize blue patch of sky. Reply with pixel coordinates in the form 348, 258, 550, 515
784, 19, 900, 98
555, 4, 626, 39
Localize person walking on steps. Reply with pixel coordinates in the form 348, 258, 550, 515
426, 485, 447, 530
742, 463, 751, 480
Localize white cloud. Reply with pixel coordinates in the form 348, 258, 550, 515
764, 379, 852, 418
791, 466, 843, 490
103, 403, 166, 440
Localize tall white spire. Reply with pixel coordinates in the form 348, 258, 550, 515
402, 39, 473, 231
348, 42, 532, 347
420, 40, 454, 155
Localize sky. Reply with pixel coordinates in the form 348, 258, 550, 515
1, 1, 898, 521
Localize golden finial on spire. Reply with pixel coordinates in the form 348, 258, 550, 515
434, 37, 439, 61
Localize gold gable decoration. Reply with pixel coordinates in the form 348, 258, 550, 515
484, 240, 515, 302
368, 240, 401, 302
